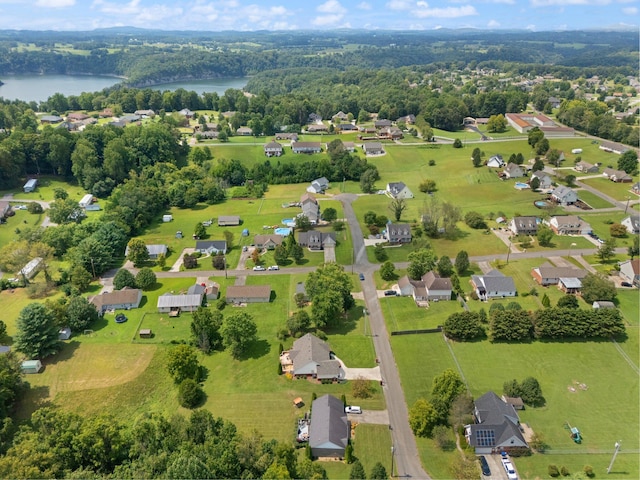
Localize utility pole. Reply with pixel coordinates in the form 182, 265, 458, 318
607, 441, 622, 474
506, 240, 512, 264
625, 196, 631, 214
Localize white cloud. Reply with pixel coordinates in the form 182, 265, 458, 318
415, 5, 478, 18
526, 24, 537, 30
530, 0, 610, 6
317, 0, 346, 14
358, 1, 372, 9
35, 0, 75, 7
487, 19, 500, 27
386, 0, 413, 10
92, 0, 182, 25
312, 14, 344, 26
622, 6, 637, 13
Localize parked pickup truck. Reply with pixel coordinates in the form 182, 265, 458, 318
501, 457, 518, 480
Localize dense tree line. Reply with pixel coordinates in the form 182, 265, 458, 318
444, 306, 625, 342
0, 407, 323, 479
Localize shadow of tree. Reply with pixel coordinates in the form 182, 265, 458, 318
15, 385, 52, 420
239, 338, 270, 360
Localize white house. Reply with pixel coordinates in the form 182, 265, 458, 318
621, 215, 640, 235
157, 292, 203, 314
471, 270, 516, 300
547, 215, 592, 235
23, 178, 38, 192
487, 154, 505, 168
386, 181, 413, 199
20, 257, 43, 280
619, 259, 640, 286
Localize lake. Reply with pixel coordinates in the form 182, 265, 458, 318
0, 74, 248, 103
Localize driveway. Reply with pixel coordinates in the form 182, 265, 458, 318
323, 245, 336, 263
335, 356, 382, 381
348, 409, 390, 425
169, 248, 194, 272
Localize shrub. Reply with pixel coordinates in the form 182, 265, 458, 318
464, 211, 487, 229
27, 202, 43, 214
352, 376, 373, 399
584, 465, 594, 478
345, 443, 354, 464
560, 466, 570, 476
548, 465, 560, 477
178, 379, 204, 408
443, 311, 485, 341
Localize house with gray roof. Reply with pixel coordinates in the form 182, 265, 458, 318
298, 231, 336, 250
622, 214, 640, 234
386, 181, 413, 199
23, 178, 38, 192
294, 141, 323, 154
283, 334, 344, 381
530, 171, 553, 190
575, 161, 599, 173
374, 119, 392, 128
363, 142, 384, 155
195, 240, 227, 255
465, 391, 528, 454
550, 185, 578, 206
397, 272, 452, 304
547, 215, 591, 235
619, 259, 640, 287
486, 154, 505, 168
306, 177, 329, 194
502, 162, 525, 179
603, 168, 633, 183
509, 216, 539, 235
309, 395, 350, 459
531, 262, 587, 286
300, 201, 321, 224
385, 223, 412, 244
599, 141, 629, 155
89, 287, 143, 315
471, 270, 516, 300
218, 215, 241, 226
264, 141, 283, 157
157, 291, 203, 314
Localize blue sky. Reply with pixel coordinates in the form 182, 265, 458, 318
0, 0, 637, 31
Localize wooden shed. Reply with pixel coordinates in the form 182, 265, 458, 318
139, 329, 153, 338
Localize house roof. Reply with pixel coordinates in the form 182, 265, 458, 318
471, 270, 516, 293
386, 223, 411, 236
511, 216, 539, 230
157, 293, 203, 308
298, 231, 336, 246
195, 240, 227, 251
551, 185, 576, 199
504, 163, 523, 175
264, 141, 282, 149
603, 168, 631, 179
620, 259, 640, 275
89, 287, 142, 310
550, 215, 589, 228
125, 244, 167, 257
218, 215, 240, 223
422, 271, 452, 291
593, 301, 616, 308
364, 142, 383, 151
474, 391, 521, 427
398, 275, 412, 290
559, 277, 582, 289
534, 263, 587, 280
624, 215, 640, 230
226, 285, 271, 300
309, 395, 349, 451
300, 192, 317, 204
387, 182, 407, 194
254, 234, 283, 246
290, 333, 331, 371
187, 284, 206, 296
531, 171, 550, 180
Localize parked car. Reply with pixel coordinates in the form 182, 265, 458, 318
478, 456, 491, 476
253, 266, 266, 271
267, 265, 279, 271
242, 246, 248, 252
344, 406, 362, 414
384, 290, 397, 296
621, 281, 633, 287
359, 273, 365, 281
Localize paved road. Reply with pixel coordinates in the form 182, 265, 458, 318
336, 193, 431, 480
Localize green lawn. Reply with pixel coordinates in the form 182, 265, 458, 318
581, 177, 640, 201
1, 176, 86, 201
391, 331, 640, 479
577, 189, 615, 209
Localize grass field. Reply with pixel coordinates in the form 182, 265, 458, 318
577, 189, 615, 209
581, 177, 640, 201
14, 273, 384, 447
391, 331, 640, 479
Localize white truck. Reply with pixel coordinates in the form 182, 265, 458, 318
502, 457, 518, 480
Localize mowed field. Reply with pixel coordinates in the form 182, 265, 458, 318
11, 273, 384, 450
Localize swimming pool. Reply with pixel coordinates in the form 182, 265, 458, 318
281, 218, 296, 227
514, 182, 530, 189
274, 227, 292, 236
534, 200, 550, 208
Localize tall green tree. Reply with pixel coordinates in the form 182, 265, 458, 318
66, 296, 99, 332
135, 267, 157, 290
126, 239, 150, 267
222, 312, 258, 359
407, 249, 437, 280
113, 268, 136, 290
454, 250, 469, 274
166, 344, 200, 384
14, 303, 60, 359
0, 352, 24, 419
190, 307, 223, 353
409, 398, 439, 437
388, 198, 407, 222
